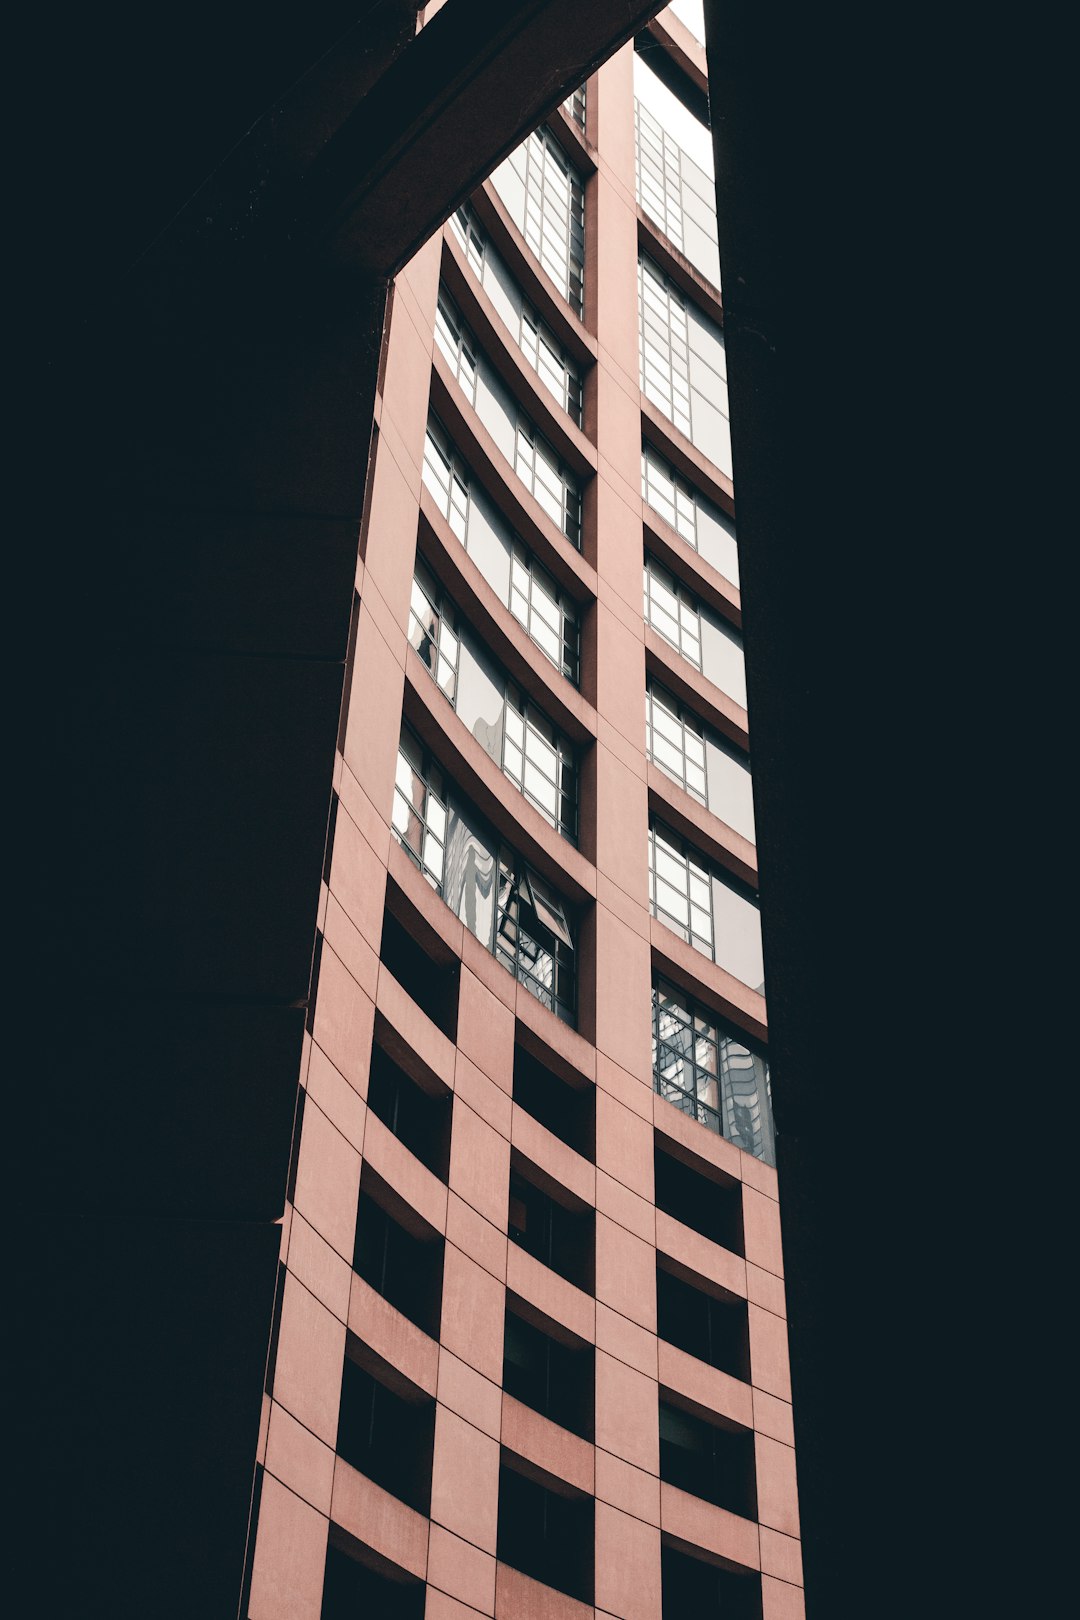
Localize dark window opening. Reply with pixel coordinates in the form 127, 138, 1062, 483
508, 1163, 593, 1294
336, 1351, 435, 1515
656, 1262, 750, 1382
353, 1179, 444, 1339
661, 1543, 762, 1620
513, 1044, 595, 1160
503, 1303, 594, 1440
654, 1141, 744, 1255
379, 905, 459, 1039
497, 1458, 594, 1605
322, 1536, 426, 1620
367, 1040, 452, 1181
658, 1397, 757, 1520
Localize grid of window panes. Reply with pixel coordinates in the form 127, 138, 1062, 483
519, 305, 584, 424
496, 855, 576, 1022
641, 442, 741, 587
635, 99, 686, 255
503, 692, 577, 840
652, 977, 776, 1164
645, 682, 707, 803
515, 420, 582, 546
509, 545, 580, 684
392, 730, 447, 888
408, 558, 461, 702
422, 416, 470, 540
644, 555, 702, 668
422, 417, 581, 685
492, 126, 585, 315
639, 255, 692, 436
409, 561, 578, 842
451, 203, 487, 278
435, 286, 478, 403
563, 84, 586, 130
649, 822, 714, 957
449, 205, 583, 426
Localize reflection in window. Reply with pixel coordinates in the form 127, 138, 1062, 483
409, 559, 578, 842
497, 856, 576, 1023
648, 820, 764, 988
491, 126, 585, 315
652, 977, 775, 1164
422, 416, 581, 684
449, 205, 584, 425
642, 441, 739, 585
393, 726, 577, 1024
392, 730, 447, 888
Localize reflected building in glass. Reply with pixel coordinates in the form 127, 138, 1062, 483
246, 8, 805, 1620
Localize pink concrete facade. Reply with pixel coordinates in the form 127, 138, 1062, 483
247, 23, 802, 1620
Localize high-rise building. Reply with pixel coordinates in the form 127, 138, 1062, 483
245, 8, 803, 1617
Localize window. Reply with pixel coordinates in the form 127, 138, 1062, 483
638, 253, 732, 474
646, 681, 708, 803
322, 1541, 426, 1620
634, 50, 720, 286
513, 1043, 595, 1160
509, 543, 580, 682
434, 284, 477, 403
656, 1259, 751, 1380
422, 414, 470, 540
653, 977, 775, 1164
367, 1040, 452, 1181
659, 1396, 757, 1519
662, 1545, 762, 1620
648, 821, 764, 988
336, 1351, 435, 1514
497, 1458, 594, 1603
639, 254, 692, 435
422, 416, 581, 683
391, 727, 447, 889
649, 821, 715, 957
503, 1303, 594, 1438
502, 690, 577, 839
644, 554, 702, 668
497, 856, 577, 1023
654, 1139, 744, 1254
491, 126, 585, 314
563, 83, 586, 130
392, 726, 578, 1022
644, 680, 756, 842
514, 417, 582, 546
642, 440, 740, 584
449, 206, 584, 424
409, 563, 578, 841
353, 1178, 445, 1337
508, 1163, 593, 1291
379, 903, 459, 1038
